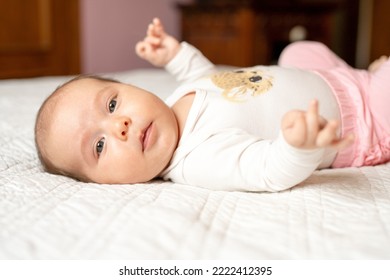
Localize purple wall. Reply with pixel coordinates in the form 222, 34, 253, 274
80, 0, 193, 73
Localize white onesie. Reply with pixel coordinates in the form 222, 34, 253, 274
161, 43, 341, 192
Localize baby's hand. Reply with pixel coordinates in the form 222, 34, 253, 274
135, 18, 180, 67
281, 100, 354, 150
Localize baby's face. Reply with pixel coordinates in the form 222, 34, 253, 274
46, 78, 178, 184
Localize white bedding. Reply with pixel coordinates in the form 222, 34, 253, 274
0, 69, 389, 259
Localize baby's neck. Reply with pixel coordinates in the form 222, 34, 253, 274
171, 91, 195, 138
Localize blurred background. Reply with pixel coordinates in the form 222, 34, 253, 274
0, 0, 388, 79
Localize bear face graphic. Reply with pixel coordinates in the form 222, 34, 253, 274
211, 69, 273, 102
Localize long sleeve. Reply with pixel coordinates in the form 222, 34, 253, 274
258, 132, 325, 191
165, 42, 216, 83
164, 129, 325, 192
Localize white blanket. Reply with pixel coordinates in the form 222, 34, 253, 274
0, 70, 389, 259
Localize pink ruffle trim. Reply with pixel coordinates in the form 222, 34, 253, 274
314, 69, 380, 167
364, 137, 390, 166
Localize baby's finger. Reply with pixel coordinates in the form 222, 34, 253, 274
152, 18, 162, 30
318, 116, 327, 129
316, 120, 339, 147
147, 22, 159, 37
331, 133, 355, 150
147, 18, 164, 38
135, 41, 151, 58
144, 36, 161, 46
135, 42, 146, 56
153, 18, 165, 36
284, 113, 307, 147
306, 100, 320, 144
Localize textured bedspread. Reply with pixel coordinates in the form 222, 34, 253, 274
1, 70, 389, 259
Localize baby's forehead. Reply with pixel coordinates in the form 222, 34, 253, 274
55, 78, 107, 102
68, 76, 119, 88
63, 77, 108, 90
49, 77, 121, 119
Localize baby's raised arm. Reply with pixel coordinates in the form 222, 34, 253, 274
281, 99, 354, 150
135, 18, 180, 67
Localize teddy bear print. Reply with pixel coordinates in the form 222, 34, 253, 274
211, 69, 273, 102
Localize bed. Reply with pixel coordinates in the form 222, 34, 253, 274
1, 68, 389, 260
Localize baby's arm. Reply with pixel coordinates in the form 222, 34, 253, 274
135, 18, 180, 67
136, 18, 216, 83
165, 128, 331, 192
282, 99, 354, 150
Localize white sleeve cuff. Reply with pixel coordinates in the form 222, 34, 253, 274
265, 132, 325, 191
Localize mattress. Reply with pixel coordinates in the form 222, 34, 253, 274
0, 69, 389, 259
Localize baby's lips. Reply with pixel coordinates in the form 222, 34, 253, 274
140, 122, 152, 151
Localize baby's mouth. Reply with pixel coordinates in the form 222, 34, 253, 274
141, 122, 153, 152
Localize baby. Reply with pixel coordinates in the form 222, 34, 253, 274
35, 18, 390, 192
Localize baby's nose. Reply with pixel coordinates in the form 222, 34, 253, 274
113, 117, 130, 140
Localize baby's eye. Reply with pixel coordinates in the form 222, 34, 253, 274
108, 97, 117, 113
96, 138, 105, 156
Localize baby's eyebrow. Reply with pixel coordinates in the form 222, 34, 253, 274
94, 85, 114, 110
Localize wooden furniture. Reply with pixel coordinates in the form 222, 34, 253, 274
178, 1, 355, 67
371, 0, 390, 61
0, 0, 80, 79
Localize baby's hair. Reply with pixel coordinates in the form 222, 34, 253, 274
34, 74, 121, 181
